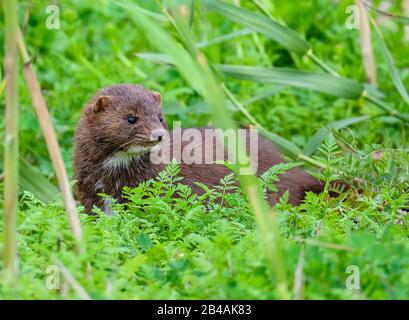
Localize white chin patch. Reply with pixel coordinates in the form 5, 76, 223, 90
127, 146, 153, 154
102, 145, 160, 169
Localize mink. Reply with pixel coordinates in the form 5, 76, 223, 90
73, 84, 326, 214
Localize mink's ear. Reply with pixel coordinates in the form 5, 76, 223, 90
152, 91, 162, 105
92, 95, 111, 113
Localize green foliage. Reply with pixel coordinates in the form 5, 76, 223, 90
312, 134, 343, 193
259, 162, 299, 193
0, 157, 408, 299
216, 64, 364, 99
203, 0, 311, 55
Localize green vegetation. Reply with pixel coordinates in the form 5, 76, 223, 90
0, 0, 408, 299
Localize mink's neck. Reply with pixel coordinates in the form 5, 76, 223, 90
81, 135, 163, 200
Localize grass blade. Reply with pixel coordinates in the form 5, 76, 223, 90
3, 0, 19, 283
370, 16, 409, 105
224, 86, 326, 169
52, 257, 92, 300
137, 29, 253, 63
1, 153, 58, 203
216, 64, 364, 99
405, 0, 409, 41
203, 0, 310, 55
223, 85, 303, 158
357, 0, 377, 84
259, 129, 302, 159
197, 28, 252, 47
18, 158, 58, 202
293, 248, 304, 300
17, 28, 83, 245
303, 115, 372, 155
204, 0, 406, 122
1, 81, 57, 203
135, 52, 173, 65
242, 86, 286, 106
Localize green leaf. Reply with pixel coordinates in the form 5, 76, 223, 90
260, 162, 301, 192
135, 52, 173, 64
216, 64, 364, 99
196, 28, 252, 48
304, 115, 372, 156
203, 0, 310, 55
19, 158, 58, 203
0, 152, 58, 202
242, 86, 286, 106
120, 254, 147, 274
259, 128, 302, 159
371, 17, 409, 106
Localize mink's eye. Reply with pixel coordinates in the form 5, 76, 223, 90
159, 115, 164, 123
127, 116, 138, 124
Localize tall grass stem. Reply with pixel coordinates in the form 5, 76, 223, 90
3, 0, 19, 284
16, 28, 83, 246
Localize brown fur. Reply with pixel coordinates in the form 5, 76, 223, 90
74, 84, 326, 214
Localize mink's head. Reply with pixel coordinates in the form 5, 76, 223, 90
83, 84, 167, 154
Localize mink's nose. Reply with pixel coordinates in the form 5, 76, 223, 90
150, 128, 166, 142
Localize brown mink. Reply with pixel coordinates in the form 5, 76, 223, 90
73, 84, 326, 214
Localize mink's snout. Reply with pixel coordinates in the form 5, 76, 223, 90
150, 128, 167, 142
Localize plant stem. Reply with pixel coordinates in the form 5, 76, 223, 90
52, 257, 92, 300
224, 84, 327, 169
222, 83, 260, 127
364, 93, 409, 122
308, 51, 409, 124
306, 50, 339, 77
16, 28, 83, 247
306, 35, 409, 125
0, 79, 7, 96
357, 0, 377, 84
3, 0, 19, 284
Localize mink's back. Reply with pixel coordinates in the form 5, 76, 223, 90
167, 128, 324, 205
74, 126, 324, 213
